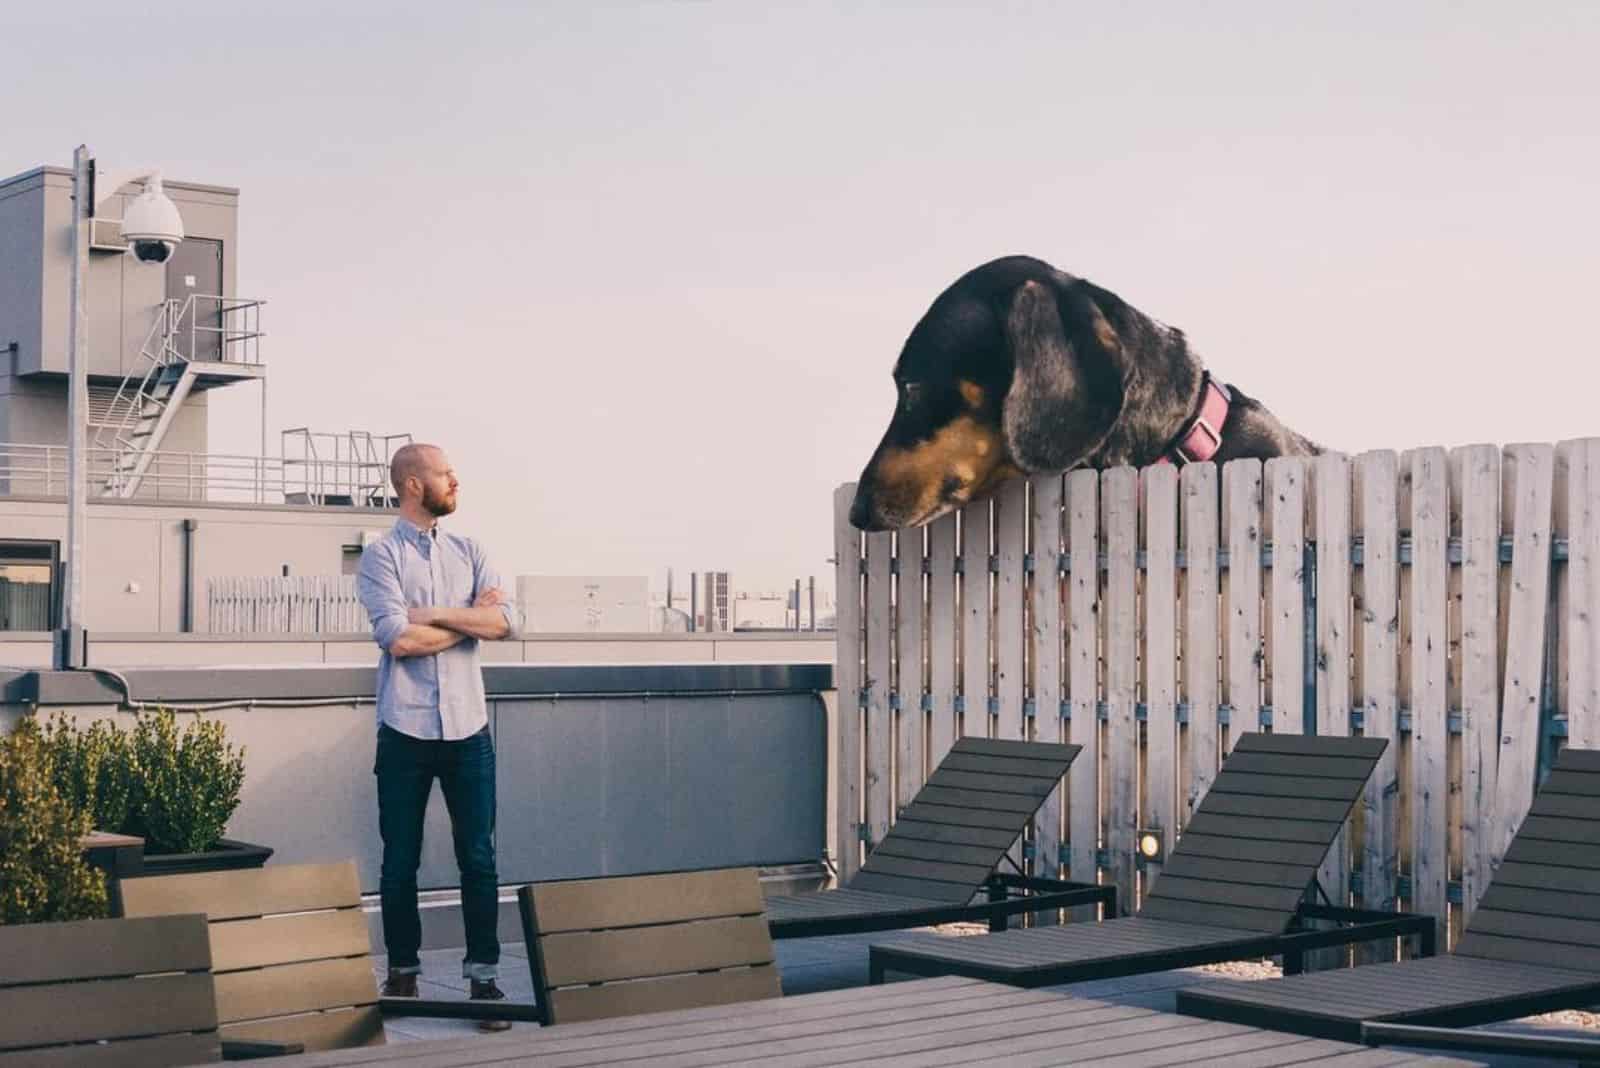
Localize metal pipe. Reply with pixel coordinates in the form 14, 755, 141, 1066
59, 145, 91, 669
181, 518, 197, 632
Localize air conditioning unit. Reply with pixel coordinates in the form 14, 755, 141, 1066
89, 218, 129, 253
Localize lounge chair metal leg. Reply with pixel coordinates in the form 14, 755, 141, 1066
986, 879, 1007, 933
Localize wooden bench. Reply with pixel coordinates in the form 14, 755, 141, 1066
867, 733, 1435, 987
0, 912, 220, 1066
519, 866, 781, 1025
765, 737, 1115, 938
118, 859, 476, 1058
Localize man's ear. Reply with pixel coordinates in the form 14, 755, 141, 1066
1000, 280, 1128, 472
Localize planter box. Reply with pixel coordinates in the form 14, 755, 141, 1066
135, 838, 274, 877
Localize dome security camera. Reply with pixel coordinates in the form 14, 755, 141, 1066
119, 176, 184, 265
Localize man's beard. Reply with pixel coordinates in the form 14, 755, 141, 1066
421, 485, 456, 517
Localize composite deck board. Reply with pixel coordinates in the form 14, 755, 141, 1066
868, 837, 1023, 868
871, 819, 1027, 850
257, 978, 1475, 1067
935, 752, 1077, 779
1158, 834, 1332, 867
1154, 854, 1320, 889
873, 918, 1264, 973
857, 854, 994, 885
1486, 861, 1600, 894
1197, 794, 1356, 822
1178, 812, 1347, 844
844, 872, 977, 902
1218, 753, 1379, 780
896, 801, 1045, 831
1499, 837, 1600, 869
764, 889, 947, 920
911, 786, 1049, 814
1208, 773, 1365, 800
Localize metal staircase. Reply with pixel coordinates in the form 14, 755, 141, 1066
93, 293, 263, 498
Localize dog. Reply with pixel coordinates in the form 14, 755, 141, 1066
848, 255, 1322, 531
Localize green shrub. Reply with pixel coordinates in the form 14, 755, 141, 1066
128, 708, 247, 855
0, 719, 110, 925
42, 712, 137, 836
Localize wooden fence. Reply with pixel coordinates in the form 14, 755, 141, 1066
206, 575, 368, 634
833, 439, 1600, 956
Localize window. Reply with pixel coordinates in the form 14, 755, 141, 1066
0, 539, 59, 631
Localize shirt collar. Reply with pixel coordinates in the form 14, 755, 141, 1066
394, 516, 440, 547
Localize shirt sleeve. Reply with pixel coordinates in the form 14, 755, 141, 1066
471, 539, 517, 636
356, 543, 410, 653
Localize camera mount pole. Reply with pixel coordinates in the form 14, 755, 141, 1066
59, 144, 90, 670
59, 149, 167, 670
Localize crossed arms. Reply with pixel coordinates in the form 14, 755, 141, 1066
390, 588, 512, 657
357, 539, 515, 658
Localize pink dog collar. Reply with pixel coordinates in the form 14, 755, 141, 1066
1156, 373, 1231, 465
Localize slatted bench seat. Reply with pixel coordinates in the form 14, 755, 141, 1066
867, 732, 1435, 987
1175, 745, 1600, 1047
0, 912, 220, 1066
519, 866, 781, 1025
766, 737, 1115, 938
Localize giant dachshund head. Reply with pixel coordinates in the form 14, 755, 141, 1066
848, 256, 1132, 531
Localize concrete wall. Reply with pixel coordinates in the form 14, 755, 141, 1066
0, 172, 44, 381
0, 630, 835, 669
3, 661, 835, 950
0, 496, 394, 633
516, 574, 650, 633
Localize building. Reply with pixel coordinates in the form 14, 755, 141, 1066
700, 570, 731, 632
0, 162, 410, 634
515, 575, 649, 633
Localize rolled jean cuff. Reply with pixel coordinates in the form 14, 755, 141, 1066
464, 960, 498, 981
388, 963, 422, 976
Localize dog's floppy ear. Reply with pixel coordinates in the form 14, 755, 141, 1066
1001, 280, 1128, 472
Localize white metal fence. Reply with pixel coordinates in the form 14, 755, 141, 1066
206, 576, 368, 634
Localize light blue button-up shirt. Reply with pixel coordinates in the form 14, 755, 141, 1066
356, 518, 515, 741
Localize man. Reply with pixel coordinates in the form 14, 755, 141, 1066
356, 442, 516, 1030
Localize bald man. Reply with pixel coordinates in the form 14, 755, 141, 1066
356, 443, 516, 1029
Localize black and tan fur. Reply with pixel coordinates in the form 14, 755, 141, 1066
849, 255, 1320, 531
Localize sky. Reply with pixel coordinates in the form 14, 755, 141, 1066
5, 1, 1598, 597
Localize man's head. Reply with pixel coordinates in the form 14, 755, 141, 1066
390, 443, 458, 519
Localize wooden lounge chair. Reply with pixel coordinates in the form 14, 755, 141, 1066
766, 737, 1116, 939
866, 732, 1434, 987
1175, 744, 1600, 1045
516, 866, 781, 1025
0, 912, 221, 1066
120, 859, 536, 1059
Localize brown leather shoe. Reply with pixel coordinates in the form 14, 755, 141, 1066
381, 970, 418, 998
470, 978, 512, 1032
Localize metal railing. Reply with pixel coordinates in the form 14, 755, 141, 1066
0, 441, 400, 508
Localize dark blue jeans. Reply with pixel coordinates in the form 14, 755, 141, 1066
375, 723, 500, 979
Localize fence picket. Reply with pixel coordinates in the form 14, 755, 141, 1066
927, 514, 959, 769
1066, 469, 1101, 910
895, 526, 927, 813
1559, 440, 1600, 748
832, 483, 864, 881
1143, 463, 1179, 900
1494, 444, 1556, 859
961, 503, 993, 741
1029, 472, 1065, 895
1451, 445, 1500, 930
1103, 468, 1139, 911
1224, 459, 1264, 747
1181, 462, 1221, 825
1313, 453, 1353, 969
1266, 457, 1307, 735
1409, 448, 1450, 947
864, 530, 894, 849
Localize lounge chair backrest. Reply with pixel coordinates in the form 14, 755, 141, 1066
1455, 745, 1600, 971
1139, 732, 1388, 933
120, 860, 383, 1053
0, 912, 220, 1065
849, 737, 1082, 903
519, 866, 780, 1024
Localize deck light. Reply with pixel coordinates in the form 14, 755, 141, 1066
1137, 829, 1165, 864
